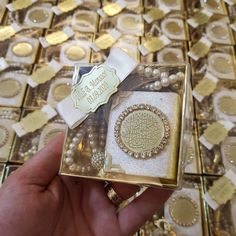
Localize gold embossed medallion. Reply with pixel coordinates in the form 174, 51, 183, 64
114, 104, 170, 159
44, 128, 64, 146
169, 195, 199, 227
212, 56, 233, 74
12, 41, 33, 57
166, 21, 182, 35
121, 16, 137, 29
0, 125, 9, 148
64, 45, 86, 61
218, 96, 236, 116
28, 9, 49, 23
0, 79, 21, 98
52, 83, 71, 102
163, 51, 180, 63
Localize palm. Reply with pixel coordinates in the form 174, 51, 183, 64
0, 135, 172, 236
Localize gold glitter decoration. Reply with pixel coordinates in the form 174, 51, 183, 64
212, 56, 233, 74
12, 41, 33, 57
43, 128, 64, 146
52, 83, 71, 102
166, 21, 182, 35
0, 79, 21, 98
28, 9, 49, 23
218, 96, 236, 116
64, 45, 86, 61
0, 125, 9, 148
114, 104, 170, 159
169, 195, 199, 227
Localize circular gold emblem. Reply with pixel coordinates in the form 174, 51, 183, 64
0, 125, 9, 148
211, 25, 227, 39
212, 56, 233, 74
166, 21, 182, 35
163, 51, 180, 63
169, 195, 199, 227
52, 83, 71, 102
44, 128, 64, 146
28, 9, 49, 23
121, 16, 138, 29
218, 96, 236, 116
12, 42, 33, 57
0, 79, 22, 98
114, 104, 170, 159
64, 45, 86, 61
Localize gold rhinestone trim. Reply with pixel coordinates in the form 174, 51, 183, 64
114, 104, 170, 159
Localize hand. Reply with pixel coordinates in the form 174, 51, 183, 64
0, 134, 172, 236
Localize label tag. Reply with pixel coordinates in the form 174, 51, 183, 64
28, 60, 62, 88
187, 9, 213, 28
57, 47, 138, 129
91, 29, 121, 52
223, 0, 236, 5
204, 170, 236, 209
12, 105, 57, 137
71, 65, 120, 114
52, 0, 82, 15
138, 35, 171, 56
97, 0, 126, 17
143, 6, 170, 23
39, 27, 74, 48
192, 72, 218, 102
0, 58, 9, 72
0, 23, 22, 42
6, 0, 37, 11
188, 36, 212, 61
199, 121, 234, 150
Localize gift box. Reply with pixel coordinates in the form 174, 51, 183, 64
58, 48, 192, 189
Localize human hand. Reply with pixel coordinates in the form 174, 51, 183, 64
0, 134, 172, 236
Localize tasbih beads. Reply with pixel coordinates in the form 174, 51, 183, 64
136, 65, 185, 91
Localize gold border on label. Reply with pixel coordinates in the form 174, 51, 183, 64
114, 104, 170, 159
0, 125, 9, 148
169, 195, 199, 227
12, 41, 34, 57
0, 78, 22, 98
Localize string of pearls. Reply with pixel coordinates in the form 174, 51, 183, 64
64, 109, 107, 173
136, 65, 185, 91
0, 109, 19, 121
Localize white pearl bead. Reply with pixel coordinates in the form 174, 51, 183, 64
169, 74, 178, 84
152, 69, 161, 79
69, 143, 75, 149
65, 157, 73, 165
161, 77, 170, 87
177, 72, 185, 81
137, 65, 144, 74
144, 67, 152, 77
72, 137, 79, 143
149, 84, 155, 90
154, 81, 162, 90
161, 72, 169, 79
66, 149, 73, 156
69, 163, 77, 172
